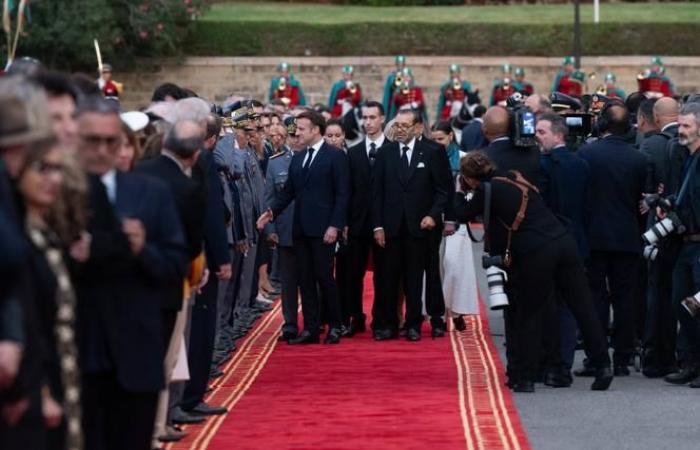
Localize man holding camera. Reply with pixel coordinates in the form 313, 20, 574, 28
663, 102, 700, 387
577, 102, 647, 377
454, 152, 612, 393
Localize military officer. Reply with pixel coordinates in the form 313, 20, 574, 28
436, 64, 473, 122
638, 56, 675, 98
388, 67, 426, 121
269, 62, 306, 108
551, 56, 585, 97
490, 63, 518, 106
514, 67, 534, 96
382, 55, 407, 115
328, 65, 363, 119
603, 73, 626, 99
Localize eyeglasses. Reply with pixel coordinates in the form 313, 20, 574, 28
394, 122, 415, 130
80, 133, 121, 149
29, 160, 64, 175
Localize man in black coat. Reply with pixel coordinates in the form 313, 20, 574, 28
371, 109, 451, 341
460, 104, 487, 152
75, 97, 188, 450
258, 110, 350, 345
345, 101, 387, 336
577, 102, 647, 377
481, 106, 540, 185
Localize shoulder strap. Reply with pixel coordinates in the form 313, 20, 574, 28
466, 182, 491, 245
492, 170, 536, 232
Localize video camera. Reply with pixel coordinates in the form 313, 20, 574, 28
505, 93, 537, 148
551, 92, 594, 139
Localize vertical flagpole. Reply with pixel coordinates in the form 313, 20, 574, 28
594, 0, 600, 24
573, 0, 581, 70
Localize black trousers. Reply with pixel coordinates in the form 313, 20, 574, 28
82, 372, 158, 450
644, 255, 677, 369
507, 234, 610, 381
344, 233, 379, 326
587, 251, 640, 364
294, 236, 342, 332
0, 388, 44, 450
382, 224, 428, 332
278, 245, 299, 333
181, 275, 219, 410
424, 226, 446, 325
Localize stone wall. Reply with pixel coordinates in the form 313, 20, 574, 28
118, 56, 700, 120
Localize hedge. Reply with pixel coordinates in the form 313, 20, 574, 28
187, 22, 700, 56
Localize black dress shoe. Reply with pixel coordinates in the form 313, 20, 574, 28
158, 430, 186, 443
373, 329, 397, 341
324, 329, 341, 344
288, 330, 320, 345
544, 371, 572, 388
431, 325, 446, 338
278, 331, 297, 342
573, 365, 597, 377
642, 366, 676, 378
209, 369, 224, 379
591, 367, 614, 391
406, 328, 421, 342
453, 316, 467, 332
513, 380, 535, 393
171, 408, 205, 425
613, 364, 630, 376
664, 367, 700, 385
188, 402, 227, 416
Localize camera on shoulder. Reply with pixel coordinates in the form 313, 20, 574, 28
505, 93, 537, 148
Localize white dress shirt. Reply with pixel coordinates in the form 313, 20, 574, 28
302, 138, 324, 168
101, 169, 117, 205
400, 137, 416, 164
365, 134, 386, 157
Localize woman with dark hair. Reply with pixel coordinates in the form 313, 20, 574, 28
116, 122, 142, 172
324, 119, 347, 151
430, 120, 463, 177
16, 138, 85, 449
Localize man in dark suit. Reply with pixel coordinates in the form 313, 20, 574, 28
639, 97, 679, 378
74, 96, 188, 450
258, 110, 349, 344
536, 112, 590, 385
371, 109, 451, 341
577, 102, 647, 377
345, 101, 387, 336
481, 106, 540, 184
460, 104, 487, 152
181, 114, 232, 415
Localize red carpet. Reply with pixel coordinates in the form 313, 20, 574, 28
168, 275, 530, 450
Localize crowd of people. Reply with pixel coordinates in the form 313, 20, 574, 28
0, 52, 698, 450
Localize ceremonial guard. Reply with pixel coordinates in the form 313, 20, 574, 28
637, 56, 675, 98
436, 64, 472, 122
602, 72, 626, 99
388, 67, 426, 121
97, 63, 123, 98
383, 55, 407, 115
514, 67, 534, 95
551, 56, 585, 97
269, 62, 306, 108
490, 64, 517, 106
328, 65, 362, 118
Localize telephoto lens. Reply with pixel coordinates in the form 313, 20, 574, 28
485, 266, 509, 310
682, 292, 700, 320
642, 217, 675, 245
643, 244, 659, 261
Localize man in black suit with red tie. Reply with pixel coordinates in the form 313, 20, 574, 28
257, 110, 350, 345
371, 109, 451, 341
345, 101, 387, 336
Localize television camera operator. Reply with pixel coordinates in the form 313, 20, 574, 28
453, 152, 613, 393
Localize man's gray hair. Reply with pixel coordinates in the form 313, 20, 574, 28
680, 101, 700, 127
164, 120, 204, 159
173, 97, 210, 123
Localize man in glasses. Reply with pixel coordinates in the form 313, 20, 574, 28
370, 109, 451, 342
74, 95, 188, 450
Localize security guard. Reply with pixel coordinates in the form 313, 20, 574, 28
490, 64, 517, 106
551, 56, 585, 97
328, 65, 363, 119
603, 73, 626, 99
269, 62, 306, 108
638, 56, 676, 98
382, 55, 407, 115
436, 64, 473, 121
514, 67, 534, 96
387, 67, 426, 121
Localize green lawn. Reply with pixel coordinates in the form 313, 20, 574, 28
201, 2, 700, 24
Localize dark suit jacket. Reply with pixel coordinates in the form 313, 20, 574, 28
539, 146, 591, 258
76, 172, 187, 392
272, 142, 350, 238
371, 138, 451, 238
640, 123, 678, 194
461, 119, 487, 152
483, 138, 540, 185
578, 135, 647, 254
193, 150, 230, 269
347, 139, 387, 237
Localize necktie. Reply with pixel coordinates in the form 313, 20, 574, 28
302, 147, 315, 174
368, 142, 377, 167
401, 145, 410, 170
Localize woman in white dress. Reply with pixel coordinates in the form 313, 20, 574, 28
431, 121, 480, 330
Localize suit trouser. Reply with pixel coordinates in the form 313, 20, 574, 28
279, 245, 300, 333
509, 234, 610, 380
215, 249, 241, 349
344, 234, 379, 326
424, 226, 446, 324
82, 372, 158, 450
295, 236, 342, 332
671, 243, 700, 365
587, 251, 640, 364
235, 242, 258, 316
0, 388, 44, 450
181, 274, 220, 410
153, 300, 188, 443
383, 226, 428, 332
644, 256, 677, 368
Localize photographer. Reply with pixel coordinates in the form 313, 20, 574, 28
662, 101, 700, 387
454, 152, 612, 393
